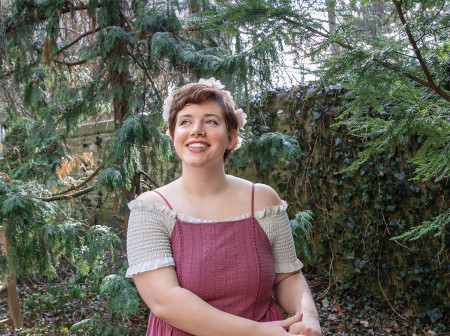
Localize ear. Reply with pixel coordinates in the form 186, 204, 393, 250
227, 130, 239, 150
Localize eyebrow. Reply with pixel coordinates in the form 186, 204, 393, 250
178, 113, 223, 119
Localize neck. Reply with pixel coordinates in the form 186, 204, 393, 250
179, 162, 228, 198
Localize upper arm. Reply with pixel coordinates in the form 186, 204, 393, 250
133, 266, 180, 314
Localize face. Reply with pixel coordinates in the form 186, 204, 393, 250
171, 99, 237, 167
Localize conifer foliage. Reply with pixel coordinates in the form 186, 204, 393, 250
203, 0, 449, 244
1, 0, 449, 331
0, 0, 284, 331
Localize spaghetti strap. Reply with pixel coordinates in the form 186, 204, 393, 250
152, 190, 174, 210
251, 184, 255, 216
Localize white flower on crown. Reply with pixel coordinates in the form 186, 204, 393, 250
234, 136, 243, 150
162, 96, 172, 122
198, 77, 225, 90
234, 108, 247, 130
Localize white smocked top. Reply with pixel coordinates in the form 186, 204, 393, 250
126, 199, 303, 278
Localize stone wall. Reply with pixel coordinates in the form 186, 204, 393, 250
63, 120, 125, 228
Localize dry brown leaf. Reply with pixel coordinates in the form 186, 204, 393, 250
388, 319, 399, 329
360, 320, 369, 328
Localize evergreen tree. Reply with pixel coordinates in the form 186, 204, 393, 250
0, 0, 285, 330
199, 0, 449, 245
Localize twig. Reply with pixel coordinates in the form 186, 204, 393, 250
377, 226, 408, 321
316, 238, 336, 301
139, 170, 160, 188
52, 165, 102, 196
36, 186, 95, 202
54, 58, 90, 67
391, 0, 450, 102
56, 27, 102, 54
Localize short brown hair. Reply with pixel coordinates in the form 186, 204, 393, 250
167, 83, 238, 161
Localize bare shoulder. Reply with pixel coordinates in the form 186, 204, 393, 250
136, 180, 179, 205
227, 175, 282, 211
254, 183, 282, 210
135, 190, 166, 205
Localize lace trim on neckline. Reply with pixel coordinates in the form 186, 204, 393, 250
128, 199, 288, 222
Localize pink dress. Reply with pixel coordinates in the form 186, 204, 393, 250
147, 185, 285, 335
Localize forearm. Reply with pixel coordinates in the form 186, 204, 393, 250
274, 272, 319, 319
153, 285, 260, 336
134, 268, 277, 336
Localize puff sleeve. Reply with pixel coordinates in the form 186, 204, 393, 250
257, 201, 304, 273
126, 200, 176, 277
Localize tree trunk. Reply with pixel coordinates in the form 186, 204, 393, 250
113, 0, 129, 126
326, 0, 340, 56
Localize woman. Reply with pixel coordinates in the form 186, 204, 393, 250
126, 78, 321, 336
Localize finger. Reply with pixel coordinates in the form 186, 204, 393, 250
280, 312, 303, 329
289, 323, 321, 336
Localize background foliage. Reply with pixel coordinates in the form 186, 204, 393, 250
229, 87, 449, 326
0, 0, 449, 332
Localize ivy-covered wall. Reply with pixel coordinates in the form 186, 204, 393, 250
229, 87, 449, 322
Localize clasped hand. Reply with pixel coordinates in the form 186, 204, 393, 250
261, 312, 322, 336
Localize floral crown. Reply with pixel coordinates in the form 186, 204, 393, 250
162, 77, 247, 150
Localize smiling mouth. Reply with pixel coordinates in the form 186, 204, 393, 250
187, 143, 208, 148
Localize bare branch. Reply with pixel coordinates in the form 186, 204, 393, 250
52, 165, 102, 196
54, 58, 90, 67
57, 27, 102, 55
281, 16, 355, 51
36, 186, 95, 202
139, 170, 160, 188
392, 0, 434, 84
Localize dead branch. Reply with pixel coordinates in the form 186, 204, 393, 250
57, 27, 102, 55
52, 165, 102, 196
37, 186, 95, 202
54, 58, 90, 67
139, 170, 160, 188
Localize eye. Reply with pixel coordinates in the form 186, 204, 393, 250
206, 119, 219, 125
179, 120, 190, 125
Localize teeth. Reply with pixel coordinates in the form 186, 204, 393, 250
188, 143, 207, 148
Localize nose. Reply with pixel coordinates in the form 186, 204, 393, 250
191, 122, 205, 136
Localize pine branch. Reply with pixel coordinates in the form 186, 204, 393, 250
281, 16, 355, 51
283, 8, 450, 102
4, 1, 99, 35
391, 0, 450, 102
392, 0, 433, 84
126, 51, 162, 104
